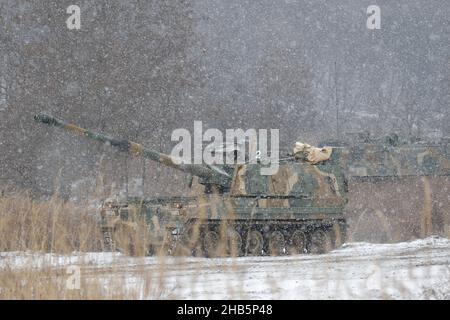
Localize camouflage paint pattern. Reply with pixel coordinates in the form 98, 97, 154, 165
99, 157, 348, 249
327, 136, 450, 242
35, 113, 450, 251
333, 143, 450, 178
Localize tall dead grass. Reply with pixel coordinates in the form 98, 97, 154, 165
0, 191, 212, 299
0, 191, 137, 299
0, 192, 103, 253
2, 189, 445, 299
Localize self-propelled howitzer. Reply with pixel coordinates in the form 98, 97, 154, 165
34, 112, 348, 257
319, 133, 450, 243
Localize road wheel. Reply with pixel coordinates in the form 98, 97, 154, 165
308, 229, 332, 254
269, 231, 285, 255
203, 231, 220, 258
226, 229, 243, 257
245, 230, 264, 256
288, 230, 307, 255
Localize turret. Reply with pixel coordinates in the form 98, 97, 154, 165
320, 134, 450, 178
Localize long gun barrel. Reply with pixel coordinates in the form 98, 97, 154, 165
34, 113, 231, 186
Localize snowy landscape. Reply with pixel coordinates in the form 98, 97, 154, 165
1, 236, 449, 299
1, 1, 449, 301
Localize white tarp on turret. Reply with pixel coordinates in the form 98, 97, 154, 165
293, 142, 332, 164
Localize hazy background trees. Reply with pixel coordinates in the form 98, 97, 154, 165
0, 0, 449, 198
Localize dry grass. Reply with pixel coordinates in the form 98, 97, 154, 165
0, 263, 168, 299
1, 189, 447, 300
0, 191, 153, 299
0, 192, 103, 253
0, 191, 241, 299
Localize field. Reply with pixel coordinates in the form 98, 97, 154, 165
1, 237, 450, 299
0, 194, 449, 299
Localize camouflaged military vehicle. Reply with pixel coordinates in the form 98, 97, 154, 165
328, 132, 450, 243
34, 112, 348, 256
35, 113, 450, 256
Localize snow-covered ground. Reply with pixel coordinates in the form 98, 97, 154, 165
1, 236, 450, 299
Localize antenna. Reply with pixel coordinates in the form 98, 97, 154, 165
335, 60, 340, 138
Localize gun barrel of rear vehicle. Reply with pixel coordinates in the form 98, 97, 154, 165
34, 112, 230, 186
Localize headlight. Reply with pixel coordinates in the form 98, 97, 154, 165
103, 202, 114, 209
101, 202, 119, 217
